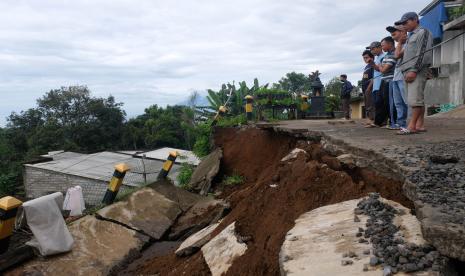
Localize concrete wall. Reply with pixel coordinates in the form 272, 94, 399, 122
24, 166, 132, 206
350, 101, 364, 119
426, 30, 465, 105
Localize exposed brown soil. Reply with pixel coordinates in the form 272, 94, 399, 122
127, 127, 412, 276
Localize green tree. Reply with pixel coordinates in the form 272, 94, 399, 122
274, 72, 312, 94
324, 77, 343, 112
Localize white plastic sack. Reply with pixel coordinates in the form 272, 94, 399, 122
24, 192, 74, 256
63, 186, 86, 216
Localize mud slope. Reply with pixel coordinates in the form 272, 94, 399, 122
128, 127, 412, 275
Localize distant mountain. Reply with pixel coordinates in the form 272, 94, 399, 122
177, 95, 210, 107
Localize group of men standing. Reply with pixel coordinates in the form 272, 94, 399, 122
360, 11, 433, 135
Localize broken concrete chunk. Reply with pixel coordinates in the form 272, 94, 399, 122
281, 148, 307, 162
201, 222, 247, 276
97, 187, 182, 239
279, 198, 438, 276
175, 222, 219, 257
336, 154, 356, 168
169, 199, 229, 240
189, 148, 223, 195
8, 215, 148, 276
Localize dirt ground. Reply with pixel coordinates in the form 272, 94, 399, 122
126, 127, 412, 276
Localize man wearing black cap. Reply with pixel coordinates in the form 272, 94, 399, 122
396, 12, 433, 135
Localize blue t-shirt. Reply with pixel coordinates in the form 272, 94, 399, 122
373, 52, 386, 91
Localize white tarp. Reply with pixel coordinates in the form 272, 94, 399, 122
63, 186, 86, 216
24, 192, 74, 256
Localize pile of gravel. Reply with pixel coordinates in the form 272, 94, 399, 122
354, 193, 447, 274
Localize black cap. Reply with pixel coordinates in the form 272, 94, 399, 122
395, 12, 418, 25
386, 26, 400, 33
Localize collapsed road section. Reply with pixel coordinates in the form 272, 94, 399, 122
117, 121, 465, 276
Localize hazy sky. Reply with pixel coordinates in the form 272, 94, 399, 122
0, 0, 427, 125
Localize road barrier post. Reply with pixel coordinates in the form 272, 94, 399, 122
102, 163, 130, 205
0, 196, 22, 254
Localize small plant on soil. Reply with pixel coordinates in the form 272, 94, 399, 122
224, 173, 244, 186
178, 163, 195, 189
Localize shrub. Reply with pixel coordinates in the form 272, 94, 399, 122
178, 163, 195, 189
0, 173, 17, 197
224, 174, 244, 186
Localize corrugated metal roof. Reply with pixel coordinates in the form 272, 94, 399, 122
26, 151, 181, 186
137, 147, 200, 165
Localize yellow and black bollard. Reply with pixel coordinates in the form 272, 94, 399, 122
300, 95, 309, 112
102, 163, 130, 205
211, 106, 227, 126
157, 151, 178, 180
245, 95, 254, 121
0, 196, 22, 254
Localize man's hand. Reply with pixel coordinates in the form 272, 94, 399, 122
405, 71, 417, 83
399, 34, 407, 44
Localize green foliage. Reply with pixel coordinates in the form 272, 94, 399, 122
448, 5, 465, 20
0, 173, 17, 197
193, 122, 212, 157
177, 163, 195, 189
324, 77, 343, 112
273, 72, 311, 93
216, 114, 247, 127
224, 174, 244, 186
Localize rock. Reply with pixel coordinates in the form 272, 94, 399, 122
429, 154, 459, 164
201, 222, 247, 276
341, 259, 353, 266
369, 256, 379, 266
336, 154, 356, 168
169, 199, 229, 240
363, 249, 370, 255
9, 216, 148, 276
148, 179, 202, 212
189, 148, 223, 195
281, 148, 307, 162
175, 223, 219, 257
97, 187, 181, 239
354, 215, 361, 222
321, 155, 342, 170
383, 266, 393, 276
417, 203, 465, 261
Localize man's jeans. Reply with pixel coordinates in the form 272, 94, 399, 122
390, 80, 408, 128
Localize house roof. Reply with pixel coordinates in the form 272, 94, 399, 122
26, 151, 181, 186
136, 147, 201, 165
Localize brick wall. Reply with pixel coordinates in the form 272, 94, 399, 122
23, 166, 132, 206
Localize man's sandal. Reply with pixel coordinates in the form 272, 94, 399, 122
396, 128, 417, 135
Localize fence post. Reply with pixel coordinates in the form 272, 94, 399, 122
245, 95, 254, 121
211, 106, 227, 126
0, 196, 22, 254
157, 151, 178, 180
102, 163, 130, 205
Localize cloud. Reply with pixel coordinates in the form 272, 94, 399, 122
0, 0, 427, 125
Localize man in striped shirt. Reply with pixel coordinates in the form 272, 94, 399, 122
396, 12, 433, 135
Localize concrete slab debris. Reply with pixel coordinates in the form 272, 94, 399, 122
201, 222, 247, 276
7, 215, 148, 276
97, 187, 181, 239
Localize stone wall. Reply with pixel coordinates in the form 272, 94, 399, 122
23, 166, 132, 206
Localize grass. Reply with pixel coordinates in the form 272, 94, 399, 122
177, 163, 195, 190
224, 173, 244, 186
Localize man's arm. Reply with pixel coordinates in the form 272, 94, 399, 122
406, 29, 431, 73
394, 41, 404, 59
366, 80, 373, 94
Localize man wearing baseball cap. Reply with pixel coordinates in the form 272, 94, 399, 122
396, 12, 433, 135
366, 41, 388, 127
386, 24, 409, 129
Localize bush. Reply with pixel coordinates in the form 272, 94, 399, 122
177, 163, 195, 189
224, 174, 244, 186
217, 114, 247, 127
0, 173, 17, 197
193, 122, 212, 157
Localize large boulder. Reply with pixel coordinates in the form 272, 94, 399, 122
189, 148, 223, 195
97, 187, 181, 239
201, 222, 247, 276
7, 216, 148, 276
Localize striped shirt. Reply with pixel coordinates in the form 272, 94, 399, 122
381, 51, 396, 81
